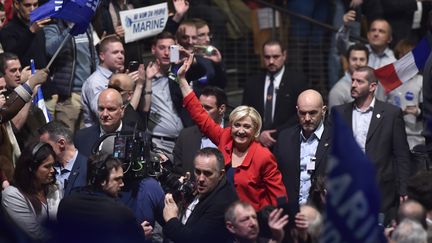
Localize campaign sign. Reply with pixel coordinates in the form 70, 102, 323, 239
120, 2, 168, 43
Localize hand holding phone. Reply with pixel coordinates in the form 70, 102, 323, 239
128, 61, 139, 72
170, 45, 180, 63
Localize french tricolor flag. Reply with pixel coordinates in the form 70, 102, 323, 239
374, 37, 431, 93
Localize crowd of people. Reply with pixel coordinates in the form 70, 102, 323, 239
0, 0, 432, 243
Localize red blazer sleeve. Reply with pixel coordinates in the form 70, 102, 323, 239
260, 151, 287, 206
183, 92, 224, 145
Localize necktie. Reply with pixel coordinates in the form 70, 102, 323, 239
264, 74, 275, 129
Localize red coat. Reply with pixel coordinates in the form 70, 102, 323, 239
183, 92, 287, 210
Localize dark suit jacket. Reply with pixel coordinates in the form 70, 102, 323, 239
333, 100, 411, 220
74, 124, 134, 157
173, 125, 202, 176
64, 152, 88, 196
74, 126, 101, 158
163, 178, 238, 243
242, 67, 308, 132
273, 122, 332, 204
57, 190, 145, 243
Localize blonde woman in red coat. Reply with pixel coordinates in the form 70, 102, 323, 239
176, 53, 287, 210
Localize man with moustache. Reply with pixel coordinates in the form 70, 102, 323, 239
333, 66, 410, 225
242, 39, 308, 148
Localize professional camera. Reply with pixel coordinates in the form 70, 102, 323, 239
157, 159, 196, 204
94, 130, 196, 203
112, 131, 161, 179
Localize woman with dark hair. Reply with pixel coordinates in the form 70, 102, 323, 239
1, 142, 61, 241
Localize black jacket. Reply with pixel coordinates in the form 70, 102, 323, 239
163, 178, 238, 243
0, 15, 47, 68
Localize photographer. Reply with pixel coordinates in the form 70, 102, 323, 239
163, 147, 238, 243
56, 154, 150, 243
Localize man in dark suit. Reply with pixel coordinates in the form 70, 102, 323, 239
163, 147, 238, 243
74, 88, 132, 157
274, 89, 331, 206
242, 39, 308, 147
173, 86, 227, 176
74, 88, 165, 235
39, 120, 87, 196
333, 66, 410, 224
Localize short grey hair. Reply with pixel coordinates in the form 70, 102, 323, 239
391, 219, 427, 243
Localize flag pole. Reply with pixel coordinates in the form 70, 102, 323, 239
46, 33, 71, 69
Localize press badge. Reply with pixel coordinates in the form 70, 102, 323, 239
307, 157, 316, 171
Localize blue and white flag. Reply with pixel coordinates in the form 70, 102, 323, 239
320, 111, 386, 243
30, 0, 99, 35
30, 59, 51, 123
33, 87, 52, 123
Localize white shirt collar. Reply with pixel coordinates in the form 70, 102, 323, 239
300, 120, 325, 141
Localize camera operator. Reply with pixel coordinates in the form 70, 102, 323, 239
74, 88, 166, 238
163, 147, 238, 243
56, 154, 150, 243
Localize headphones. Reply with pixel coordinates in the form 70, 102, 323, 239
29, 142, 51, 172
89, 154, 112, 186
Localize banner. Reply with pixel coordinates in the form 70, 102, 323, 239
119, 3, 168, 44
30, 0, 99, 35
320, 111, 386, 243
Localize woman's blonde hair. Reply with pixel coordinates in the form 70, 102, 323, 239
229, 106, 262, 139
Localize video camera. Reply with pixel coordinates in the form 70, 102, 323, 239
92, 130, 196, 203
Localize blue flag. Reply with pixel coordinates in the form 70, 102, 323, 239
30, 0, 99, 35
320, 111, 386, 243
30, 59, 52, 122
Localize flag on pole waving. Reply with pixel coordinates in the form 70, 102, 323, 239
374, 37, 431, 93
30, 0, 100, 35
30, 59, 52, 123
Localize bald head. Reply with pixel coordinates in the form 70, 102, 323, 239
398, 200, 427, 228
300, 205, 322, 238
297, 89, 324, 107
98, 89, 124, 132
109, 73, 134, 104
296, 90, 326, 138
109, 73, 134, 91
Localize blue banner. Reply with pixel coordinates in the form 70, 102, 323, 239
320, 111, 386, 243
30, 0, 99, 35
